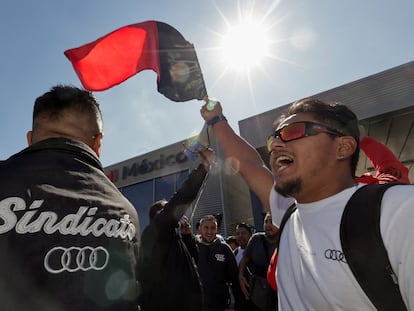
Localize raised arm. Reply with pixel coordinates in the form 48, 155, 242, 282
161, 149, 214, 226
357, 126, 410, 184
200, 101, 274, 210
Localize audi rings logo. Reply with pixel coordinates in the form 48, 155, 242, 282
44, 246, 109, 274
324, 249, 347, 263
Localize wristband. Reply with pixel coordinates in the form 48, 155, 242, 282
206, 114, 227, 126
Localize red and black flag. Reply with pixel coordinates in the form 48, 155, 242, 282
64, 20, 207, 102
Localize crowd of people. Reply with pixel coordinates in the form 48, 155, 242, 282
0, 84, 412, 311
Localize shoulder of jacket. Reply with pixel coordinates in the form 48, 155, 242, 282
252, 232, 265, 240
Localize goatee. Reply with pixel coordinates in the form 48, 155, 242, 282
275, 177, 302, 198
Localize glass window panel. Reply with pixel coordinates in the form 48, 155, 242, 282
122, 180, 153, 232
155, 173, 175, 201
176, 169, 190, 189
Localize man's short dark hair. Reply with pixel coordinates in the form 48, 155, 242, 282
32, 84, 103, 139
199, 214, 217, 225
235, 222, 254, 235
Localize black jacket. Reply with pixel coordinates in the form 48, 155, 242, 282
137, 164, 207, 311
0, 138, 140, 311
198, 239, 243, 311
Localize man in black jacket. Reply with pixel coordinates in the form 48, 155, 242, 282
197, 214, 243, 311
0, 85, 140, 311
137, 149, 214, 311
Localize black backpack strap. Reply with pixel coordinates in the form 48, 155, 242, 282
340, 183, 407, 311
259, 234, 270, 261
275, 203, 297, 249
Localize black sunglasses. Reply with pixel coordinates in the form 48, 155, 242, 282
267, 121, 345, 151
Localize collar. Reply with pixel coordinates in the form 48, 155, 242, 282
13, 137, 103, 171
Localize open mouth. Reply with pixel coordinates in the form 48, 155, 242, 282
275, 155, 294, 172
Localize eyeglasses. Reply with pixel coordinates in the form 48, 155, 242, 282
267, 121, 344, 152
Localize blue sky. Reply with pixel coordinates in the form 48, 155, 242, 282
1, 0, 413, 167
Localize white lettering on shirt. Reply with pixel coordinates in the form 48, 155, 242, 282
0, 196, 136, 240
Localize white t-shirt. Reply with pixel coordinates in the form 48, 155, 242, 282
270, 184, 414, 310
269, 185, 295, 227
234, 246, 245, 265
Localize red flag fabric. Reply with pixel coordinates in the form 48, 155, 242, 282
64, 20, 207, 102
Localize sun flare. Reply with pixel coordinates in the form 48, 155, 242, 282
206, 0, 308, 102
220, 19, 271, 72
210, 0, 292, 78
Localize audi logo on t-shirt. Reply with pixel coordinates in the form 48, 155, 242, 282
44, 246, 109, 274
324, 249, 347, 263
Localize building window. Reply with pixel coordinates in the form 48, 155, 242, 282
122, 179, 154, 232
155, 173, 175, 201
121, 169, 190, 231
